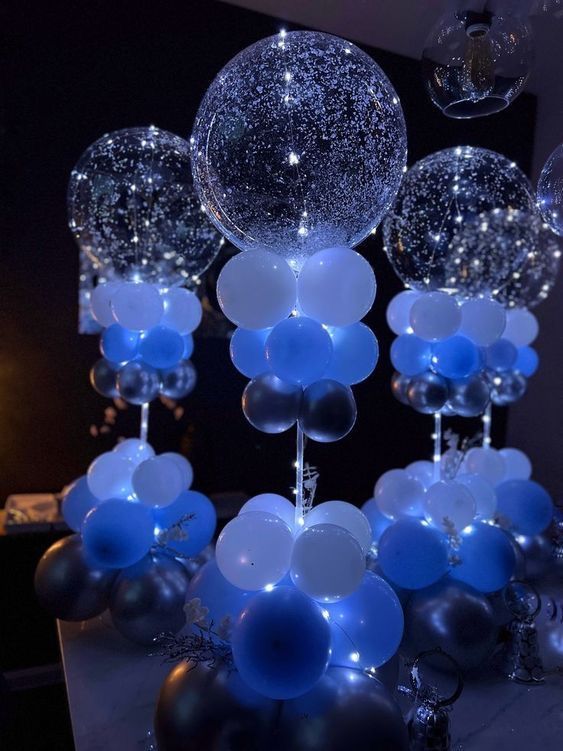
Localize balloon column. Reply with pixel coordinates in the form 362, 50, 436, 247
154, 31, 410, 750
35, 127, 222, 646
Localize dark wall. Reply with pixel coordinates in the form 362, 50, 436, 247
2, 0, 536, 507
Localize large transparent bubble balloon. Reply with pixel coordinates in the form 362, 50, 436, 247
494, 218, 561, 308
68, 126, 224, 285
383, 146, 535, 294
190, 31, 407, 270
537, 143, 563, 236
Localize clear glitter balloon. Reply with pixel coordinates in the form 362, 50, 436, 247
383, 146, 535, 294
537, 143, 563, 236
494, 217, 561, 308
68, 126, 224, 285
190, 31, 407, 270
422, 10, 534, 119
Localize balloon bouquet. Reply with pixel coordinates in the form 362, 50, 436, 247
361, 143, 560, 671
154, 31, 410, 751
35, 126, 223, 646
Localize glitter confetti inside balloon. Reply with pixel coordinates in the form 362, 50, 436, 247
68, 126, 223, 284
191, 31, 407, 269
383, 146, 535, 294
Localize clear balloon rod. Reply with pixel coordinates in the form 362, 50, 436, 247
140, 402, 150, 443
482, 403, 492, 449
295, 425, 305, 529
432, 412, 442, 483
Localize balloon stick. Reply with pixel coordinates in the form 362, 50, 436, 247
433, 412, 442, 483
295, 425, 305, 529
482, 402, 492, 448
140, 402, 150, 443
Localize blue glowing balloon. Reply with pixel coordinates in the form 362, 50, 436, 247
265, 317, 333, 386
431, 336, 480, 379
229, 328, 271, 379
514, 346, 539, 377
325, 571, 404, 670
139, 326, 184, 369
160, 360, 197, 399
231, 586, 331, 700
90, 358, 119, 398
182, 334, 194, 360
325, 323, 379, 385
390, 335, 432, 376
360, 499, 393, 542
485, 338, 518, 372
61, 476, 100, 532
100, 324, 139, 364
451, 523, 516, 593
116, 361, 160, 404
496, 479, 554, 536
378, 518, 449, 590
81, 499, 155, 568
185, 559, 253, 638
153, 490, 217, 556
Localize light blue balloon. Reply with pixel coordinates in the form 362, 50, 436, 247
185, 559, 253, 637
182, 334, 194, 360
82, 499, 155, 568
325, 323, 379, 385
100, 324, 139, 364
265, 316, 333, 385
485, 338, 518, 372
325, 571, 404, 670
61, 475, 99, 532
139, 325, 184, 369
496, 479, 554, 536
152, 490, 217, 556
360, 498, 393, 542
386, 290, 420, 335
451, 523, 516, 593
514, 346, 539, 377
390, 334, 432, 376
431, 336, 480, 379
111, 282, 164, 331
231, 586, 331, 699
229, 327, 271, 378
378, 518, 449, 590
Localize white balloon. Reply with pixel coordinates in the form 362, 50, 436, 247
409, 291, 461, 342
297, 246, 376, 327
423, 480, 476, 533
160, 452, 194, 489
303, 501, 372, 554
406, 460, 436, 490
217, 250, 297, 329
239, 493, 296, 530
111, 282, 164, 331
132, 456, 185, 507
291, 523, 365, 603
503, 308, 539, 347
113, 438, 155, 465
457, 473, 497, 520
500, 448, 532, 481
216, 511, 293, 590
374, 469, 426, 519
459, 297, 506, 346
90, 282, 121, 327
87, 451, 135, 501
386, 290, 420, 335
464, 447, 506, 486
160, 288, 202, 334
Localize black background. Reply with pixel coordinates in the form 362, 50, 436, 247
2, 0, 535, 508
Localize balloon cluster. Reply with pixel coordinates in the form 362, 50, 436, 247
388, 289, 540, 415
35, 439, 216, 645
185, 493, 403, 700
218, 246, 378, 441
89, 281, 200, 404
362, 445, 554, 596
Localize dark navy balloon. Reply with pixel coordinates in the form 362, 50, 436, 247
299, 379, 357, 442
378, 518, 449, 590
100, 324, 140, 364
160, 360, 197, 399
448, 374, 490, 417
231, 586, 331, 699
451, 523, 516, 593
90, 358, 119, 398
489, 370, 527, 406
117, 361, 160, 404
242, 372, 302, 434
390, 371, 411, 405
61, 475, 99, 532
496, 479, 554, 536
407, 371, 448, 414
390, 334, 432, 376
82, 499, 155, 568
140, 325, 185, 369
